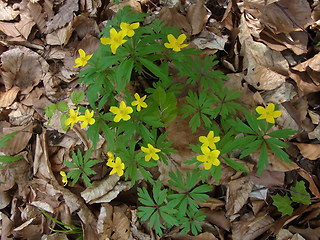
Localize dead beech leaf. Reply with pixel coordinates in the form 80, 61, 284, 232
97, 203, 113, 239
293, 143, 320, 160
186, 0, 208, 35
27, 2, 47, 34
226, 177, 254, 216
261, 82, 297, 104
0, 124, 33, 155
159, 7, 192, 35
1, 47, 49, 94
72, 13, 100, 39
111, 207, 132, 240
288, 226, 320, 240
0, 1, 20, 21
192, 30, 228, 50
297, 168, 320, 198
46, 0, 78, 33
14, 10, 35, 39
81, 174, 128, 204
46, 22, 74, 45
260, 0, 312, 34
0, 86, 20, 107
232, 212, 274, 240
202, 209, 231, 231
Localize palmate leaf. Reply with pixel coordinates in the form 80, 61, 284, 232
290, 181, 311, 205
240, 139, 262, 159
272, 194, 293, 216
257, 142, 268, 176
267, 129, 297, 138
222, 157, 249, 173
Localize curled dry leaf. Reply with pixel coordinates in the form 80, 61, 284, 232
111, 206, 132, 240
72, 13, 100, 39
192, 30, 228, 50
27, 2, 47, 34
0, 86, 20, 108
97, 203, 113, 238
261, 82, 297, 104
186, 0, 208, 35
202, 208, 231, 231
81, 174, 128, 204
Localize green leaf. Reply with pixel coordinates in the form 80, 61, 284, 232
272, 194, 293, 216
71, 91, 84, 105
138, 57, 169, 81
223, 157, 249, 173
257, 142, 268, 176
0, 155, 22, 166
45, 104, 56, 119
267, 129, 297, 138
290, 181, 311, 205
60, 113, 69, 131
240, 139, 262, 159
56, 101, 69, 112
115, 58, 134, 92
189, 113, 201, 133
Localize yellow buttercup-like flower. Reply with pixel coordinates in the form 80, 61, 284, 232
65, 108, 80, 129
60, 171, 68, 186
100, 28, 127, 54
196, 147, 220, 170
108, 157, 125, 177
256, 103, 282, 124
164, 34, 189, 52
74, 49, 92, 68
141, 144, 161, 162
110, 101, 133, 122
131, 93, 147, 112
199, 131, 220, 152
107, 152, 114, 165
120, 22, 140, 37
78, 109, 95, 129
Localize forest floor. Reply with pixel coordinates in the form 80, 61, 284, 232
0, 0, 320, 239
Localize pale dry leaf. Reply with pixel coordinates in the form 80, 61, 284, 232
108, 0, 142, 14
0, 191, 11, 209
81, 174, 120, 204
27, 2, 47, 34
232, 212, 274, 240
261, 82, 297, 104
251, 200, 266, 216
159, 7, 192, 35
276, 229, 294, 240
197, 197, 225, 211
192, 31, 228, 50
21, 87, 44, 106
226, 177, 254, 216
97, 203, 113, 239
42, 233, 69, 240
293, 143, 320, 160
249, 170, 284, 188
81, 0, 102, 17
14, 10, 35, 39
0, 1, 20, 21
111, 209, 131, 240
308, 124, 320, 141
46, 22, 74, 45
0, 123, 33, 155
46, 0, 78, 33
0, 86, 20, 107
33, 130, 55, 180
289, 70, 320, 96
186, 0, 208, 35
288, 226, 320, 240
0, 22, 21, 37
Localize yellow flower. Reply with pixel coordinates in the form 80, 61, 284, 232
131, 93, 147, 112
256, 103, 282, 124
164, 34, 189, 52
199, 131, 220, 152
196, 148, 220, 170
60, 171, 68, 186
74, 49, 92, 68
65, 108, 79, 129
78, 109, 95, 129
141, 144, 161, 162
100, 28, 127, 54
110, 101, 133, 122
120, 22, 140, 37
108, 157, 125, 177
107, 152, 114, 165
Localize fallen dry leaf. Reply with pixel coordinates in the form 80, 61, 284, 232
27, 1, 47, 34
226, 177, 254, 216
0, 86, 20, 107
293, 143, 320, 160
46, 22, 74, 45
187, 0, 208, 35
159, 7, 192, 35
0, 1, 20, 21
